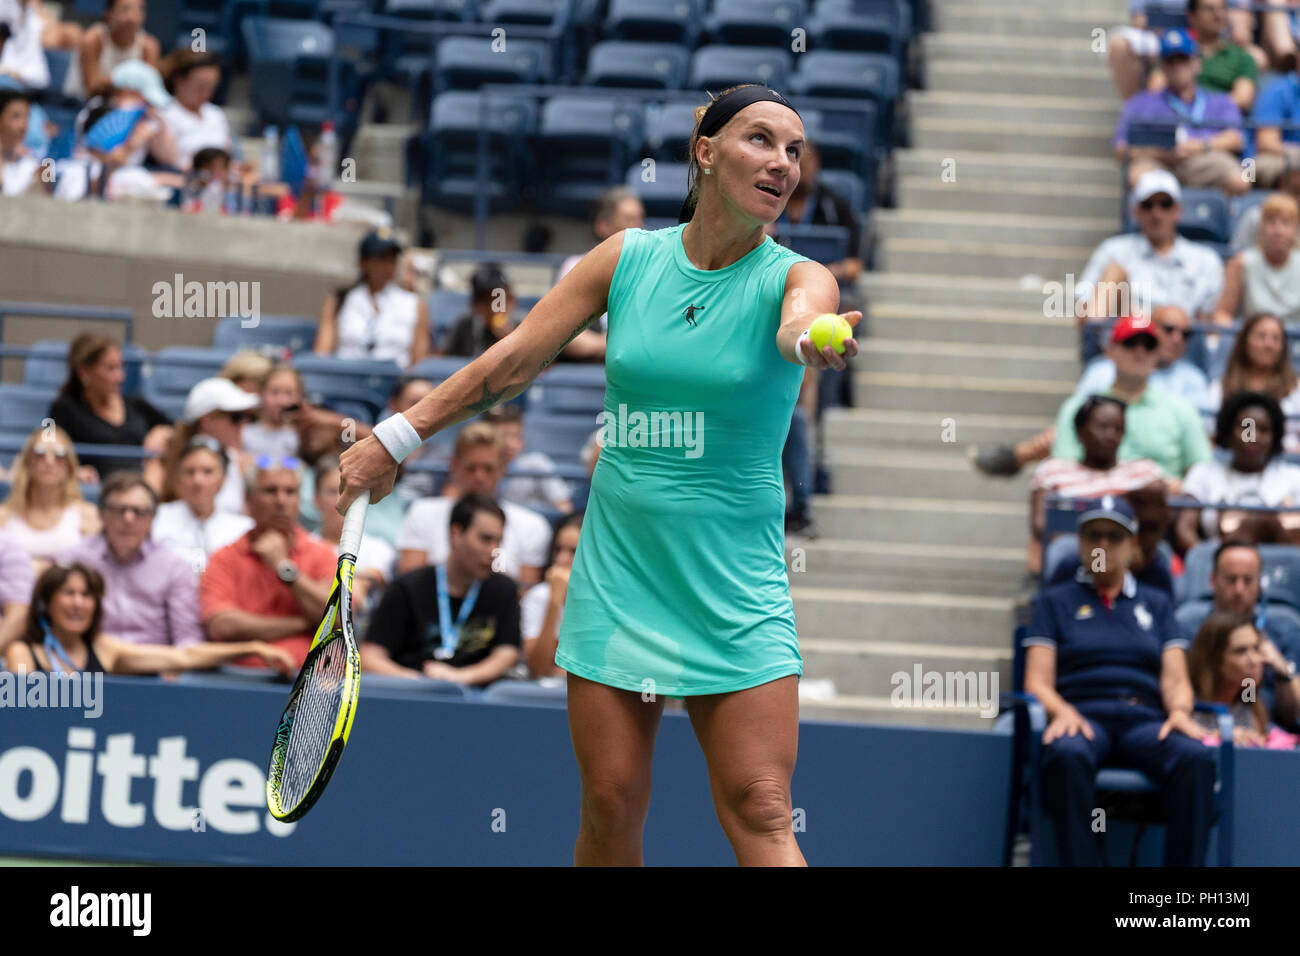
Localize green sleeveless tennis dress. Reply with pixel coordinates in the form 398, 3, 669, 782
554, 224, 812, 697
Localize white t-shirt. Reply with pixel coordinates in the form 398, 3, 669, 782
159, 100, 231, 171
520, 579, 557, 640
501, 451, 571, 512
151, 500, 254, 573
1200, 380, 1300, 452
243, 422, 299, 459
214, 462, 246, 516
395, 496, 550, 580
334, 281, 422, 368
1182, 458, 1300, 537
1, 154, 40, 196
0, 0, 50, 89
555, 254, 608, 333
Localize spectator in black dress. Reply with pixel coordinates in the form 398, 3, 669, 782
46, 332, 170, 479
443, 263, 522, 359
361, 494, 520, 686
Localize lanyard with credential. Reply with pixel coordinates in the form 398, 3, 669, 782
433, 564, 482, 660
1164, 88, 1208, 128
42, 618, 80, 673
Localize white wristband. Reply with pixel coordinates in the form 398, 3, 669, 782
794, 328, 812, 366
372, 412, 423, 463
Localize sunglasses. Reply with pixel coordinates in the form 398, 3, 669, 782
224, 410, 257, 424
102, 504, 154, 520
1139, 197, 1176, 211
1160, 324, 1190, 339
1119, 335, 1159, 352
255, 455, 301, 471
29, 446, 69, 460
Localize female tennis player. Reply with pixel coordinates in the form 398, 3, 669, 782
338, 83, 859, 866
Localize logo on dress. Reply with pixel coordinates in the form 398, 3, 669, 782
683, 304, 705, 327
1133, 603, 1153, 631
1075, 604, 1094, 620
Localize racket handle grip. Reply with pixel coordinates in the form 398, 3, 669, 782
339, 490, 370, 559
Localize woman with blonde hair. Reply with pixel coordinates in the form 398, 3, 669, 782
147, 377, 258, 514
0, 426, 100, 574
1214, 192, 1300, 325
219, 348, 274, 394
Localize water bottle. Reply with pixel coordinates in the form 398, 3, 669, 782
259, 125, 280, 184
222, 165, 242, 214
316, 120, 338, 189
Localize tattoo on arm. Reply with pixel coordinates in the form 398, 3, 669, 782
539, 311, 601, 372
466, 377, 512, 415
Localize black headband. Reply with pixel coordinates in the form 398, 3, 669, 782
678, 86, 801, 223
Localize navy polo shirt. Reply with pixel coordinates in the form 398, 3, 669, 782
1026, 568, 1187, 705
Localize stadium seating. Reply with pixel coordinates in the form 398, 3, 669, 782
431, 35, 554, 93
409, 354, 472, 384
522, 412, 600, 464
19, 340, 146, 396
146, 347, 236, 405
428, 288, 472, 346
789, 50, 898, 145
292, 354, 402, 416
809, 0, 912, 60
643, 100, 700, 162
213, 315, 318, 353
527, 364, 607, 416
241, 16, 359, 129
1181, 541, 1300, 610
416, 91, 537, 213
0, 384, 57, 437
703, 0, 808, 47
536, 95, 645, 215
624, 160, 690, 218
604, 0, 703, 47
583, 41, 691, 89
689, 44, 793, 91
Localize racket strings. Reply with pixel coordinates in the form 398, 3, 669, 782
280, 634, 350, 810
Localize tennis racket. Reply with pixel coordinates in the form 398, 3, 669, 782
266, 491, 369, 822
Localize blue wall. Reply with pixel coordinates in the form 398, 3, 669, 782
0, 676, 1013, 865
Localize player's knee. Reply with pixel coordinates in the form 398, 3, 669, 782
726, 775, 792, 836
581, 775, 648, 832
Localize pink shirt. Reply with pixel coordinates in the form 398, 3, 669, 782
1030, 458, 1165, 498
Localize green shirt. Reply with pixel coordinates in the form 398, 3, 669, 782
1050, 385, 1212, 479
1198, 42, 1256, 95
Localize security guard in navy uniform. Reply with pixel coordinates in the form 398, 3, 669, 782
1024, 495, 1217, 865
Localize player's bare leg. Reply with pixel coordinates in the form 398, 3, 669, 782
567, 673, 664, 865
685, 675, 805, 866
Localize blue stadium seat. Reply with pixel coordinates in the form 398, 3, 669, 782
818, 168, 869, 213
809, 0, 912, 59
800, 105, 876, 182
1229, 190, 1269, 244
1182, 540, 1300, 611
689, 44, 793, 91
417, 91, 537, 213
704, 0, 807, 46
643, 100, 699, 162
1042, 533, 1079, 585
147, 347, 236, 400
523, 411, 601, 464
774, 224, 851, 262
213, 314, 319, 353
409, 354, 472, 383
0, 384, 58, 437
605, 0, 703, 46
1177, 189, 1232, 246
241, 16, 359, 129
359, 673, 471, 698
789, 50, 899, 144
536, 95, 645, 216
625, 160, 690, 218
481, 679, 567, 705
375, 0, 475, 86
584, 41, 690, 89
432, 35, 553, 92
527, 364, 607, 415
428, 288, 472, 348
21, 340, 146, 396
478, 0, 569, 25
292, 355, 402, 412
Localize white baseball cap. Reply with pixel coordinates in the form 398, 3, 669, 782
1131, 169, 1182, 209
111, 60, 172, 109
183, 377, 260, 423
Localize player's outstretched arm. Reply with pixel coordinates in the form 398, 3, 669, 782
338, 231, 626, 512
777, 260, 861, 371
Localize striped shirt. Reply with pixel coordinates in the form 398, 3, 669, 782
1030, 457, 1166, 498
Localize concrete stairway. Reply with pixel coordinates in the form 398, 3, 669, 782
796, 0, 1127, 728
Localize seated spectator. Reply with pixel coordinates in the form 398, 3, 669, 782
554, 185, 646, 361
1201, 315, 1300, 445
771, 139, 864, 297
47, 331, 170, 478
64, 0, 160, 101
243, 362, 302, 459
444, 262, 522, 359
521, 512, 581, 679
157, 49, 231, 172
0, 427, 99, 573
314, 228, 429, 368
151, 377, 259, 515
1046, 485, 1178, 595
389, 376, 438, 504
199, 458, 337, 668
1251, 52, 1300, 186
1029, 395, 1165, 575
784, 366, 818, 535
0, 85, 44, 196
219, 348, 272, 395
151, 438, 254, 574
86, 61, 181, 188
1075, 171, 1223, 333
1188, 611, 1299, 746
1176, 541, 1300, 730
3, 561, 292, 674
1233, 161, 1300, 252
1024, 495, 1216, 866
395, 423, 551, 587
1148, 0, 1259, 112
61, 471, 204, 647
310, 455, 395, 611
1050, 316, 1212, 486
0, 526, 34, 651
1177, 391, 1300, 548
483, 404, 572, 515
0, 0, 50, 89
1116, 29, 1246, 196
1076, 305, 1210, 407
362, 494, 520, 686
1214, 193, 1300, 324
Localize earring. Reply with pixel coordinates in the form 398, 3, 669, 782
703, 167, 712, 175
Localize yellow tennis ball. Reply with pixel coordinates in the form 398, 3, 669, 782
809, 313, 849, 355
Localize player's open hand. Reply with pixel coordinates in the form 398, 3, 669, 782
338, 434, 398, 514
798, 310, 862, 371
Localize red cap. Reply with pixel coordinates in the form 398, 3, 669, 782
1110, 314, 1157, 346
